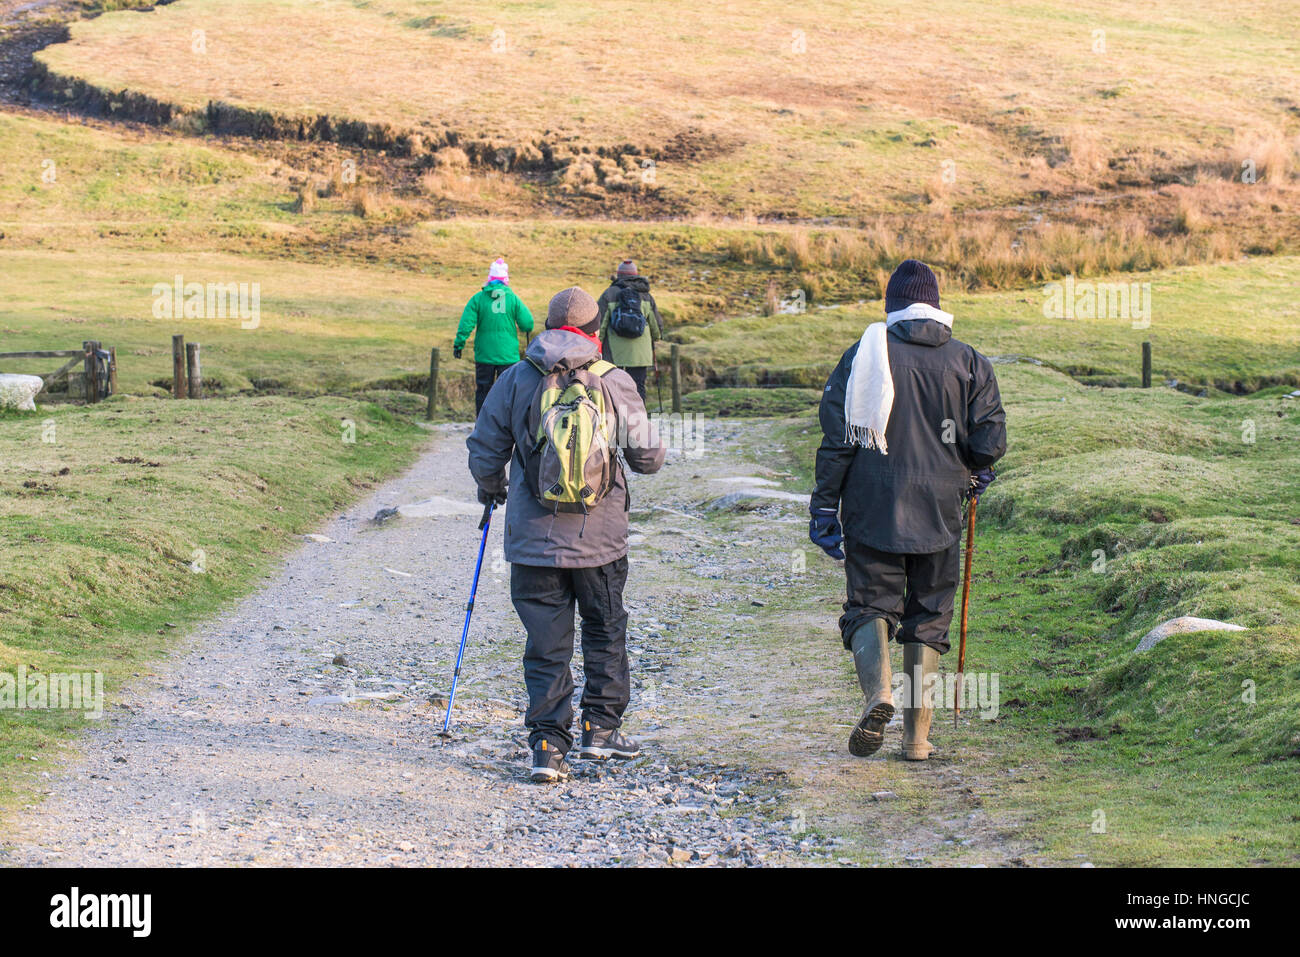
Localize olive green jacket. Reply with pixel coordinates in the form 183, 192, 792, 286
596, 278, 663, 368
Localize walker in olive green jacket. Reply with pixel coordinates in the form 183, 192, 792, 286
453, 281, 536, 365
597, 277, 662, 368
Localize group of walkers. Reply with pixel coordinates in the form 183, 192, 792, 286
456, 257, 1006, 784
454, 257, 663, 414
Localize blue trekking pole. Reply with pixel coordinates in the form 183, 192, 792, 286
439, 502, 494, 738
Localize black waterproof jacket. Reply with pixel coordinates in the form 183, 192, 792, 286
812, 318, 1006, 554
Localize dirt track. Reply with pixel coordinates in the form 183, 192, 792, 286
0, 424, 824, 866
1, 419, 1027, 866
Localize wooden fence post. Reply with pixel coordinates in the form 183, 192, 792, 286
426, 347, 440, 421
670, 343, 682, 414
186, 342, 202, 399
83, 340, 100, 405
172, 334, 186, 399
1141, 341, 1152, 389
108, 347, 118, 396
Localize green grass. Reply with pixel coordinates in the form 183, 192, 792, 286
765, 364, 1300, 864
2, 105, 1294, 396
681, 387, 821, 417
0, 394, 427, 808
0, 111, 285, 226
5, 242, 1298, 411
676, 256, 1300, 393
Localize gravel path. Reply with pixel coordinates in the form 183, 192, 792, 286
0, 423, 840, 867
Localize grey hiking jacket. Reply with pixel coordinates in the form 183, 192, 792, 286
467, 328, 667, 568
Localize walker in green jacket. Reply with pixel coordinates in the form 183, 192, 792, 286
453, 275, 535, 365
597, 290, 661, 368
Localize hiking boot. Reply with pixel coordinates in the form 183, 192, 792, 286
529, 739, 571, 784
848, 617, 894, 757
579, 722, 641, 760
902, 642, 939, 760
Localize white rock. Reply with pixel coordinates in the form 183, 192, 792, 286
303, 534, 333, 543
395, 497, 484, 519
1135, 616, 1245, 652
0, 374, 45, 411
307, 694, 353, 706
705, 488, 810, 511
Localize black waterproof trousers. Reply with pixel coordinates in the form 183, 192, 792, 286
474, 362, 514, 415
624, 366, 650, 402
510, 558, 630, 751
839, 538, 960, 654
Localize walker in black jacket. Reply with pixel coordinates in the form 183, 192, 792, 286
810, 259, 1007, 761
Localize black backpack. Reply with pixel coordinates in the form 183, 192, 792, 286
608, 285, 647, 338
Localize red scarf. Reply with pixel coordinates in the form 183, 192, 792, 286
555, 325, 601, 347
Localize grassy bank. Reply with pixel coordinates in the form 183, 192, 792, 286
754, 364, 1299, 864
0, 393, 427, 807
36, 0, 1300, 219
678, 256, 1300, 393
4, 247, 1298, 407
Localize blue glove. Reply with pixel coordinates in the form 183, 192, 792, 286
809, 508, 845, 560
967, 466, 996, 501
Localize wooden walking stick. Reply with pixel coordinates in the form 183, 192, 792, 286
954, 495, 977, 727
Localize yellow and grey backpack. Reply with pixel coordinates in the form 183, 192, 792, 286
525, 357, 621, 531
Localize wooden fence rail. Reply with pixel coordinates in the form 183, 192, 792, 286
0, 343, 115, 402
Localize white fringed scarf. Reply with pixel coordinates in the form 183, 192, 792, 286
844, 302, 954, 453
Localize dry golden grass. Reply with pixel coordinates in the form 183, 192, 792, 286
36, 0, 1300, 219
1063, 126, 1107, 175
1233, 129, 1296, 185
419, 167, 527, 207
291, 184, 315, 215
1174, 197, 1207, 234
716, 206, 1263, 298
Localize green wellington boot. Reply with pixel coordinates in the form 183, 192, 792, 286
848, 618, 894, 757
901, 642, 939, 760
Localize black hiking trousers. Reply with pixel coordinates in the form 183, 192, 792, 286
510, 557, 630, 752
624, 366, 649, 402
474, 362, 514, 415
839, 538, 960, 654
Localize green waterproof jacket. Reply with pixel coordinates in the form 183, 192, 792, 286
453, 282, 535, 365
597, 278, 662, 368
